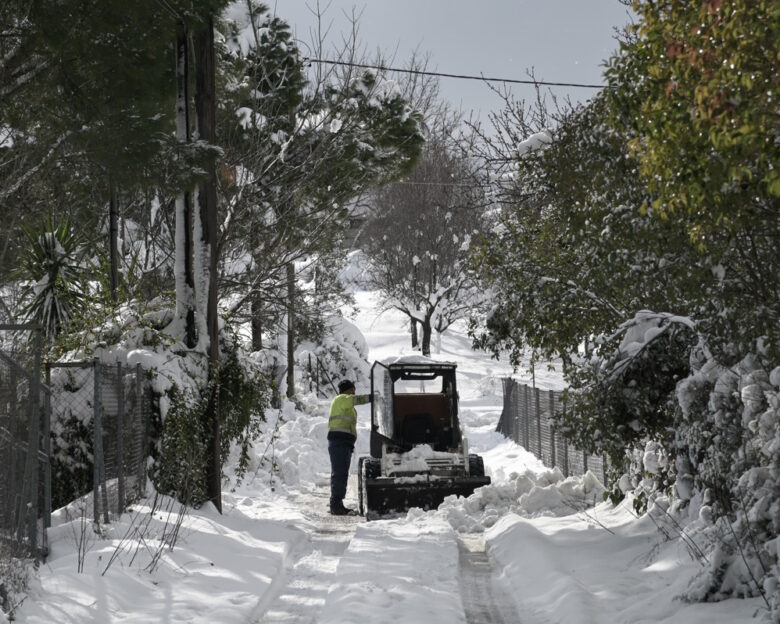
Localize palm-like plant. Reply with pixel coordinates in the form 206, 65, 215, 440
19, 219, 88, 341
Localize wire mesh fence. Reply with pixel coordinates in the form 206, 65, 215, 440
0, 321, 152, 578
48, 360, 151, 524
497, 378, 608, 484
0, 325, 49, 559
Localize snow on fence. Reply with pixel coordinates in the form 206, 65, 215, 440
0, 324, 50, 560
497, 378, 608, 485
47, 360, 151, 525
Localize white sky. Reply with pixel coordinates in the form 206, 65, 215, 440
274, 1, 634, 119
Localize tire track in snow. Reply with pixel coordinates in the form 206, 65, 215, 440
252, 481, 361, 624
458, 535, 523, 624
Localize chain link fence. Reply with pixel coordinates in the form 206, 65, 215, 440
0, 325, 49, 559
497, 378, 608, 484
48, 360, 151, 524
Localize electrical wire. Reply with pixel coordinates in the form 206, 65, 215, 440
302, 57, 607, 90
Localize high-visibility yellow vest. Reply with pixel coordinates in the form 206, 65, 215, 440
328, 393, 370, 436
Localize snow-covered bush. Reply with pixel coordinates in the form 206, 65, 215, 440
555, 313, 693, 488
555, 310, 780, 608
296, 314, 371, 394
671, 355, 780, 608
0, 545, 32, 621
150, 384, 209, 504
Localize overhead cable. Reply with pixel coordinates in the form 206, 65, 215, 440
302, 57, 606, 90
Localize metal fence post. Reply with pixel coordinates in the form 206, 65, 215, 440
535, 387, 542, 458
507, 380, 516, 441
137, 363, 147, 493
116, 361, 125, 515
523, 384, 530, 450
23, 328, 42, 550
513, 381, 519, 444
583, 450, 589, 474
562, 393, 569, 477
549, 390, 556, 469
93, 359, 110, 523
92, 359, 101, 522
43, 363, 52, 535
9, 366, 18, 522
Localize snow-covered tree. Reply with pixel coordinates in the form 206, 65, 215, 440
362, 119, 488, 355
217, 2, 424, 388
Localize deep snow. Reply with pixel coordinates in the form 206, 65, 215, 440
9, 290, 763, 623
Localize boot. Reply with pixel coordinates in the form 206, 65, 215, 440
330, 504, 357, 516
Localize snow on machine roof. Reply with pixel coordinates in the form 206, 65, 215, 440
378, 355, 457, 370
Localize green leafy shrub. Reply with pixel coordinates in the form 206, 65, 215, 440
217, 344, 268, 482
18, 219, 89, 341
555, 313, 695, 467
151, 386, 209, 506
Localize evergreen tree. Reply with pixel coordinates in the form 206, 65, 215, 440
218, 2, 424, 361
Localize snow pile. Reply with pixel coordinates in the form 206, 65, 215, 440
484, 499, 760, 624
19, 487, 309, 624
384, 443, 461, 474
424, 467, 605, 533
231, 396, 331, 494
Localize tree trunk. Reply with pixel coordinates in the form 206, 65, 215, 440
421, 317, 432, 356
174, 23, 196, 348
286, 261, 295, 398
109, 179, 119, 303
251, 297, 263, 351
194, 16, 221, 513
410, 318, 419, 349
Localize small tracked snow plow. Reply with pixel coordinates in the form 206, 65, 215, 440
357, 357, 490, 518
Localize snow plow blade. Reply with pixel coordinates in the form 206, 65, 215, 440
363, 475, 490, 517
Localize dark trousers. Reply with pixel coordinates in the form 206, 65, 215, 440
328, 435, 354, 509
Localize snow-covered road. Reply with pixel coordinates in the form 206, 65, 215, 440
244, 479, 525, 624
458, 535, 523, 624
10, 289, 764, 624
252, 486, 361, 623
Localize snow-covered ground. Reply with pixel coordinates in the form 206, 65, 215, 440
11, 290, 763, 623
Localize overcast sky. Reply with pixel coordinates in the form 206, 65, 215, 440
274, 1, 634, 121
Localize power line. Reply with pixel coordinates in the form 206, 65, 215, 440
303, 57, 606, 90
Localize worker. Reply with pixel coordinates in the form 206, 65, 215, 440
328, 379, 372, 515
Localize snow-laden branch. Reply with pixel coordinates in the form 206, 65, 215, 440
538, 276, 625, 319
606, 310, 698, 380
0, 53, 49, 101
0, 132, 69, 201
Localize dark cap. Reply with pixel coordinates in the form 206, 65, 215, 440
337, 379, 355, 394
